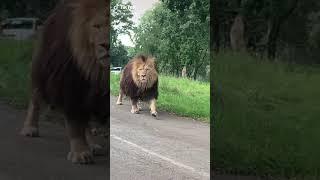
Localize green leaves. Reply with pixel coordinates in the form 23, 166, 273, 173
111, 0, 134, 41
0, 0, 59, 20
134, 0, 209, 80
110, 0, 134, 67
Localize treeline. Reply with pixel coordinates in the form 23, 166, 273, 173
212, 0, 320, 64
0, 0, 58, 21
133, 0, 210, 80
1, 0, 210, 80
110, 0, 134, 68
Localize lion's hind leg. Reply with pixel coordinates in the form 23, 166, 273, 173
20, 89, 41, 137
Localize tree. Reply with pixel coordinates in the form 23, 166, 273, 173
265, 0, 299, 60
213, 0, 320, 63
0, 0, 58, 20
111, 0, 134, 42
110, 0, 134, 67
134, 0, 209, 80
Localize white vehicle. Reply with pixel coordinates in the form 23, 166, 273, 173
1, 17, 41, 40
111, 67, 122, 74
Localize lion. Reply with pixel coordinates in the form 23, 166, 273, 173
116, 55, 159, 117
20, 0, 110, 164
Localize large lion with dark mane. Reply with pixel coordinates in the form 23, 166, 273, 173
116, 55, 159, 117
20, 0, 110, 164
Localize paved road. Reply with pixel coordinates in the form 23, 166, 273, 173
110, 96, 210, 180
0, 96, 209, 180
0, 102, 107, 180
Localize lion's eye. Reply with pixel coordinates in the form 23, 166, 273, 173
138, 68, 143, 71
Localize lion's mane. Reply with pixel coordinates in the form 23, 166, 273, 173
120, 55, 158, 101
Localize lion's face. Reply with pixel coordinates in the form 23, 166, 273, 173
89, 11, 109, 65
69, 0, 110, 69
132, 57, 158, 88
137, 63, 153, 83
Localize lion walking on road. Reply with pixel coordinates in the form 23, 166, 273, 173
116, 55, 159, 117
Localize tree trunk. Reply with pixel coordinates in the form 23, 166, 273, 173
211, 0, 220, 54
193, 67, 198, 80
267, 19, 281, 60
266, 0, 298, 60
181, 66, 187, 78
230, 14, 246, 52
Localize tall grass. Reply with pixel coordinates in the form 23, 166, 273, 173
212, 52, 320, 178
0, 40, 33, 108
111, 73, 210, 121
0, 39, 210, 121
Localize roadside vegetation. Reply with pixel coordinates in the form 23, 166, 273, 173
0, 40, 33, 108
111, 73, 210, 122
213, 52, 320, 177
212, 0, 320, 177
109, 0, 210, 122
0, 40, 210, 121
110, 0, 209, 81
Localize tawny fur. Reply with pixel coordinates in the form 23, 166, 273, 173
119, 55, 158, 101
117, 55, 158, 117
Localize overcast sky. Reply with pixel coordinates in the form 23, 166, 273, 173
118, 0, 159, 47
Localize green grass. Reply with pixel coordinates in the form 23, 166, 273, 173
212, 52, 320, 178
0, 40, 210, 121
0, 39, 34, 108
111, 73, 210, 121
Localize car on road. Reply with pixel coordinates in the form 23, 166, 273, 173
111, 67, 122, 74
1, 17, 41, 40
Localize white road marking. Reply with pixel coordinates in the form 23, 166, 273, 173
111, 134, 210, 179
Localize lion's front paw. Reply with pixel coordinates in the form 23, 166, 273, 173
151, 111, 158, 118
137, 104, 142, 111
131, 108, 140, 114
67, 150, 94, 164
20, 126, 39, 137
116, 101, 123, 105
90, 144, 107, 156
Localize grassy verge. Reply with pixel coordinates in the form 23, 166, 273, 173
0, 40, 210, 121
111, 73, 210, 122
0, 39, 33, 108
212, 52, 320, 178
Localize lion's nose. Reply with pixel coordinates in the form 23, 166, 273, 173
141, 74, 146, 77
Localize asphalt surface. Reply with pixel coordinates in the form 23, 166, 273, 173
0, 102, 108, 180
110, 96, 210, 180
0, 96, 210, 180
